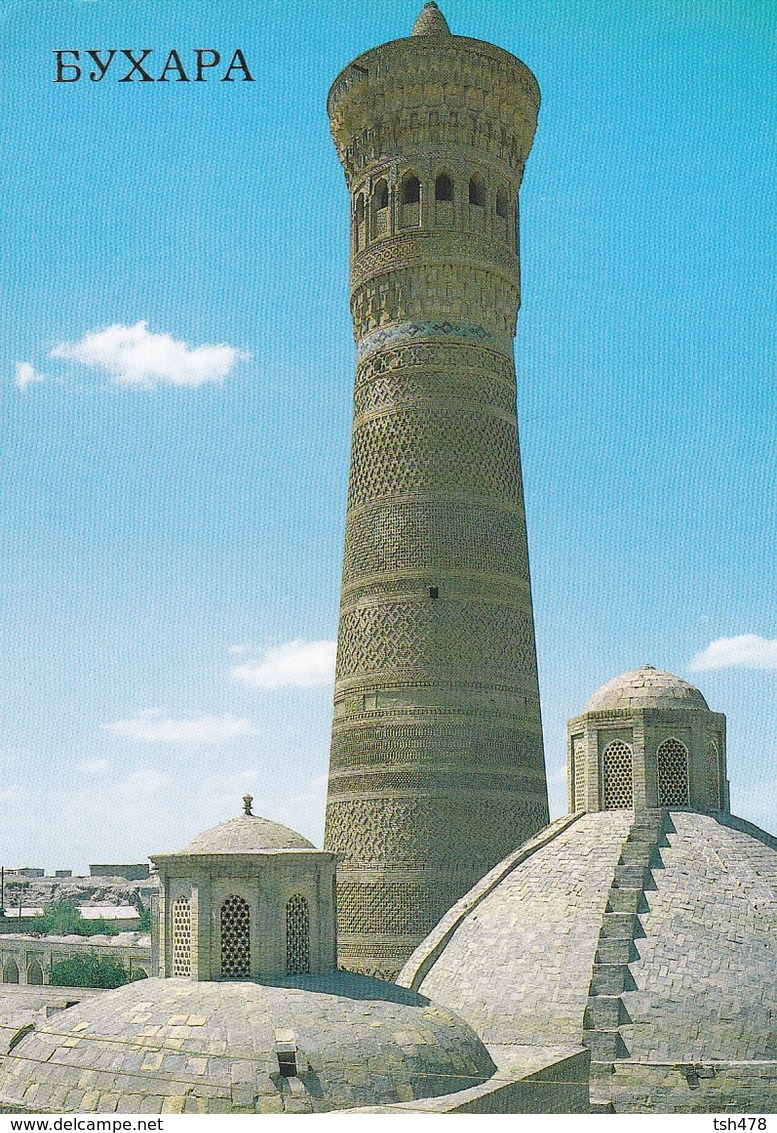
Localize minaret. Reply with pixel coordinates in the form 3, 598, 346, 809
324, 2, 549, 978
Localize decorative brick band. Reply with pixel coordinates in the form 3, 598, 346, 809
357, 320, 497, 359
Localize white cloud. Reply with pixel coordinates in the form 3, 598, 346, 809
121, 769, 169, 797
51, 320, 249, 389
77, 758, 109, 776
15, 362, 47, 391
231, 639, 336, 689
270, 772, 328, 846
550, 763, 568, 787
104, 710, 258, 744
689, 634, 777, 672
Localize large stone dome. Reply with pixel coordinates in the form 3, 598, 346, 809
398, 808, 777, 1113
177, 813, 314, 855
583, 665, 709, 713
0, 973, 495, 1114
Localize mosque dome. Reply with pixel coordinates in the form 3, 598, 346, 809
177, 814, 314, 855
399, 808, 777, 1113
0, 974, 495, 1114
583, 665, 709, 713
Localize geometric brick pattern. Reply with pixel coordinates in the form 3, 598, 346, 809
347, 410, 523, 510
329, 720, 544, 772
343, 499, 529, 580
335, 600, 538, 684
326, 796, 550, 872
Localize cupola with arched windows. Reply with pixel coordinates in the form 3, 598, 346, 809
567, 665, 728, 814
150, 797, 337, 981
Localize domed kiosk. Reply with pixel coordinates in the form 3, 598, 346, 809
398, 668, 777, 1113
150, 795, 338, 982
0, 801, 521, 1114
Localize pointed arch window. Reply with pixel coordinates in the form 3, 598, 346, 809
2, 958, 20, 984
172, 896, 191, 977
573, 737, 586, 811
286, 894, 310, 975
602, 740, 633, 809
657, 738, 689, 806
469, 175, 486, 207
435, 173, 453, 202
354, 193, 366, 252
401, 175, 420, 204
220, 895, 250, 978
400, 174, 421, 228
372, 178, 389, 237
27, 959, 44, 985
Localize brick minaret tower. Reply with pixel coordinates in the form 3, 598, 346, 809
324, 2, 549, 978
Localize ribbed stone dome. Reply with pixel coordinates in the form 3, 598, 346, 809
0, 974, 496, 1114
583, 665, 709, 713
178, 814, 314, 855
399, 809, 777, 1113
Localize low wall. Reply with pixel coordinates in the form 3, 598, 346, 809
352, 1045, 590, 1114
610, 1060, 777, 1113
0, 933, 151, 986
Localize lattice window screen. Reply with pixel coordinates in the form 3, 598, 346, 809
172, 896, 191, 977
657, 738, 689, 806
286, 894, 311, 975
573, 738, 586, 810
220, 895, 251, 978
602, 740, 633, 809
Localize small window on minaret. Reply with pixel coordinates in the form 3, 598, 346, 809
435, 174, 453, 202
496, 190, 509, 219
469, 176, 485, 207
401, 176, 420, 205
372, 179, 390, 238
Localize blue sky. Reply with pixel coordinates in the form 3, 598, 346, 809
2, 0, 775, 874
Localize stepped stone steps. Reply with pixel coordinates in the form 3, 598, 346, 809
598, 912, 639, 940
613, 864, 654, 889
606, 888, 648, 914
584, 809, 669, 1109
589, 963, 636, 996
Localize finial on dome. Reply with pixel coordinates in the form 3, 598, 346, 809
242, 794, 253, 816
643, 664, 656, 670
412, 1, 452, 37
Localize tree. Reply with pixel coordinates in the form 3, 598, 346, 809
32, 900, 83, 936
30, 900, 124, 937
48, 951, 132, 989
